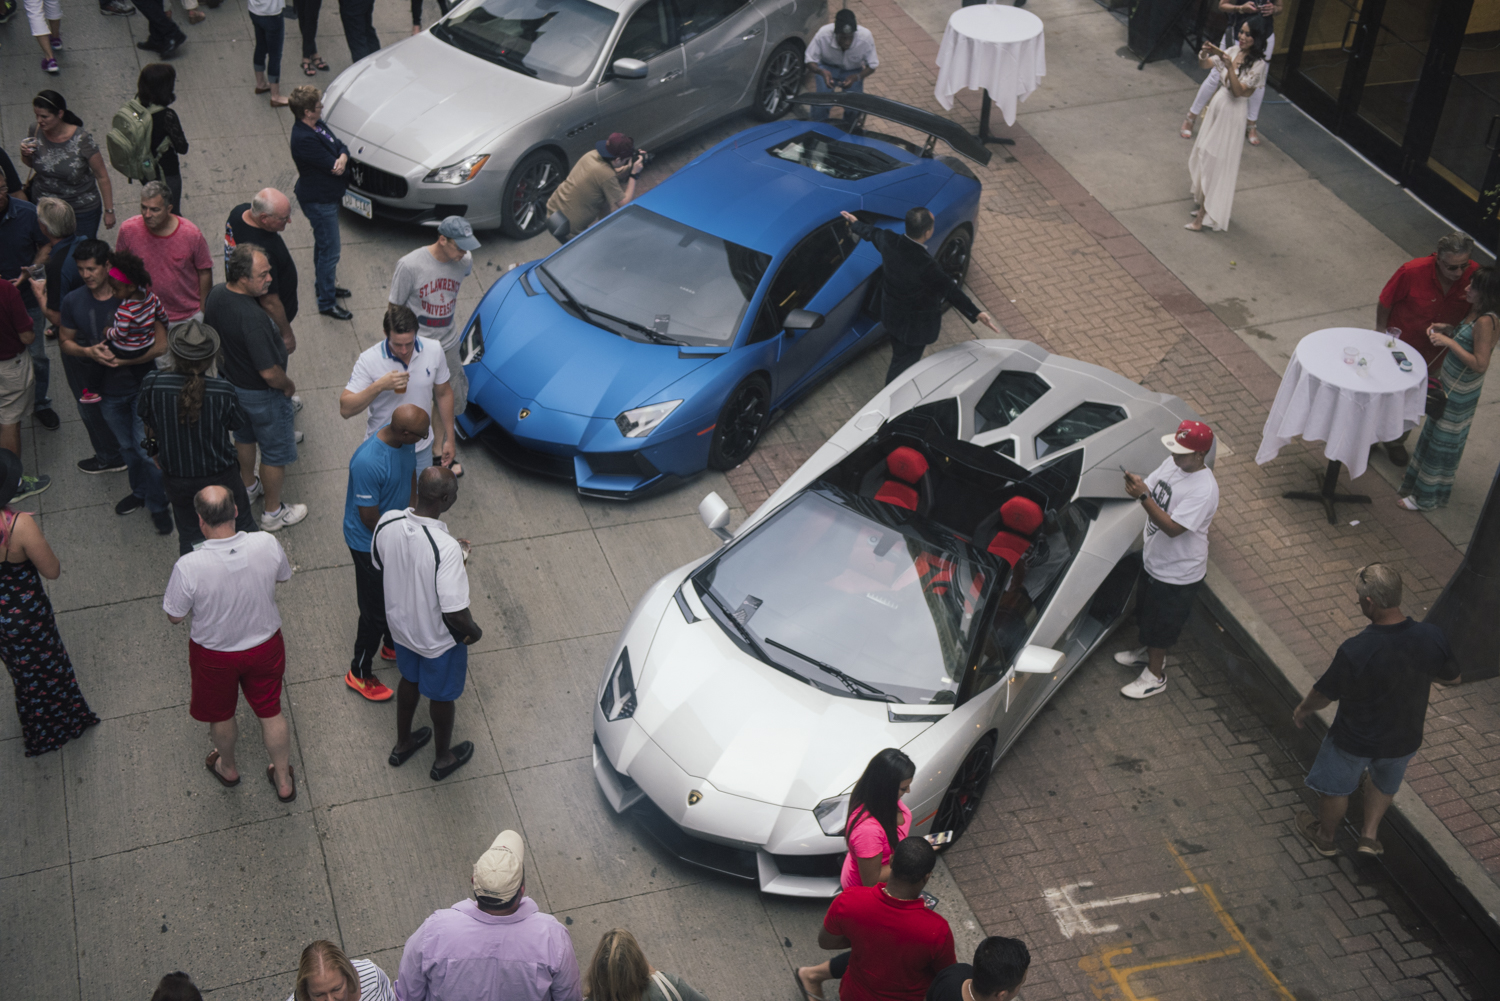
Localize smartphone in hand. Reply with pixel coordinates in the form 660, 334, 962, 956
924, 830, 954, 846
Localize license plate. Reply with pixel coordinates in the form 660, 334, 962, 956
342, 191, 373, 219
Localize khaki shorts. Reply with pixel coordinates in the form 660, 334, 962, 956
0, 354, 35, 426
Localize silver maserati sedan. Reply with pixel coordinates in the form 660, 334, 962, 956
321, 0, 826, 237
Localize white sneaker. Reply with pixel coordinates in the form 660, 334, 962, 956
260, 502, 308, 532
294, 430, 305, 444
291, 394, 303, 413
246, 478, 263, 501
1113, 646, 1149, 667
1121, 667, 1167, 700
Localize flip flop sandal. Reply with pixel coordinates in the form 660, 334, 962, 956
1247, 126, 1262, 146
311, 56, 330, 71
388, 726, 433, 766
267, 763, 297, 803
793, 970, 823, 1001
205, 749, 240, 787
301, 58, 318, 76
1180, 118, 1195, 139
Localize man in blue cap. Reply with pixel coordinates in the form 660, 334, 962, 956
544, 132, 647, 242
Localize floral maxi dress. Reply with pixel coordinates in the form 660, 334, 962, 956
0, 554, 99, 756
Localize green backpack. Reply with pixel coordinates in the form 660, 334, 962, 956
106, 99, 171, 184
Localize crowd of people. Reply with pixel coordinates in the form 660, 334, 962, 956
134, 799, 1032, 1001
0, 5, 1489, 998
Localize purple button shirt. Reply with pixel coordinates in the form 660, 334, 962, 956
395, 898, 582, 1001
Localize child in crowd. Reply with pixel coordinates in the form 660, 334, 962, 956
80, 251, 167, 403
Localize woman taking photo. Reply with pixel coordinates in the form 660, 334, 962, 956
1185, 19, 1268, 233
796, 747, 916, 999
137, 64, 190, 213
0, 448, 100, 756
585, 928, 709, 1001
22, 91, 115, 239
1398, 267, 1500, 512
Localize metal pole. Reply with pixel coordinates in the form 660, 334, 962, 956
1424, 462, 1500, 681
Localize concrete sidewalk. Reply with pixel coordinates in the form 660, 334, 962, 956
728, 0, 1500, 940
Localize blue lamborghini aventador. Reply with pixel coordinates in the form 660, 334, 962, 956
454, 93, 990, 499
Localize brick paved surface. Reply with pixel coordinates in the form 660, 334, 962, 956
722, 0, 1500, 903
946, 618, 1485, 1000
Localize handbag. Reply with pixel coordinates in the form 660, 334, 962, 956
650, 971, 684, 1001
1425, 375, 1447, 421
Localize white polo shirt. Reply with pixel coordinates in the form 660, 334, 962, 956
372, 508, 470, 658
346, 337, 451, 453
163, 532, 293, 651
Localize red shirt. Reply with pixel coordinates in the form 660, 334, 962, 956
1379, 255, 1478, 367
0, 278, 33, 359
114, 214, 214, 322
823, 884, 956, 1001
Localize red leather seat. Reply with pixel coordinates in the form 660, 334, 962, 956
986, 496, 1044, 567
873, 446, 929, 511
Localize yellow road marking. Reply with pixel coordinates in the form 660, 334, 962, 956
1095, 945, 1244, 1001
1166, 841, 1296, 1000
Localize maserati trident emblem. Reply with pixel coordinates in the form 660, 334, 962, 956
687, 790, 702, 806
518, 408, 531, 420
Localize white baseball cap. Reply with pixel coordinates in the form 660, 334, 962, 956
473, 830, 525, 901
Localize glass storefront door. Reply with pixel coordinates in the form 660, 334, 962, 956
1282, 0, 1499, 247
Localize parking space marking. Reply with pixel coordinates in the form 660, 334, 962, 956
1167, 842, 1295, 1000
1044, 882, 1199, 938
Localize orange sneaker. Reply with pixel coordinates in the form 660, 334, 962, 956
380, 644, 397, 661
345, 670, 394, 701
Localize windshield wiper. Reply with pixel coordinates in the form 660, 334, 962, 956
584, 305, 680, 345
539, 266, 590, 323
765, 638, 895, 702
697, 587, 813, 687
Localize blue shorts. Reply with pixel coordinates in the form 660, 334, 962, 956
395, 642, 468, 702
1304, 734, 1415, 797
232, 387, 298, 466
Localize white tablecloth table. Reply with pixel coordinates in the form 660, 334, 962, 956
935, 4, 1046, 131
1255, 327, 1427, 521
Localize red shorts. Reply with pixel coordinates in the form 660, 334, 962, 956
189, 631, 286, 722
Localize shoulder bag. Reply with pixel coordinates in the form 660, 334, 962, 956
650, 971, 684, 1001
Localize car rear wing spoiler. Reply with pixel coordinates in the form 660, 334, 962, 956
789, 92, 993, 167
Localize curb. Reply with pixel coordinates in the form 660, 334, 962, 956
1201, 560, 1500, 945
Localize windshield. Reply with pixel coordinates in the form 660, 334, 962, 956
694, 488, 998, 704
544, 206, 771, 346
433, 0, 615, 86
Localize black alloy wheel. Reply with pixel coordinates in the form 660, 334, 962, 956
752, 41, 804, 122
707, 377, 770, 470
934, 226, 973, 316
931, 736, 996, 847
501, 150, 565, 239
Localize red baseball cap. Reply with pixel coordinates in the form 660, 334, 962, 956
1162, 419, 1213, 454
597, 133, 637, 161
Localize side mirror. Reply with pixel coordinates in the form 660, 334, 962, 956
612, 58, 648, 80
784, 308, 825, 332
1014, 645, 1065, 674
699, 491, 732, 543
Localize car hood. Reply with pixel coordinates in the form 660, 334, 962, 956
325, 35, 570, 168
482, 286, 713, 416
633, 591, 932, 811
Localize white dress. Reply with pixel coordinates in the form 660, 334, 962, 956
1187, 46, 1267, 232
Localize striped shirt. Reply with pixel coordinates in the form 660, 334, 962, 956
108, 291, 168, 354
283, 958, 395, 1001
136, 370, 248, 479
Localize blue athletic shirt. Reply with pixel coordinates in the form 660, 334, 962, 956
343, 429, 417, 551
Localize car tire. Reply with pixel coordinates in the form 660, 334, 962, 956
707, 376, 771, 470
931, 735, 996, 847
751, 40, 803, 121
934, 224, 973, 316
501, 150, 565, 239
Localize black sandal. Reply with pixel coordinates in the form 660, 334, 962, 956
311, 55, 330, 71
301, 57, 317, 76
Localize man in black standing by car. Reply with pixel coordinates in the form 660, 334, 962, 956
1292, 563, 1458, 858
840, 208, 999, 384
